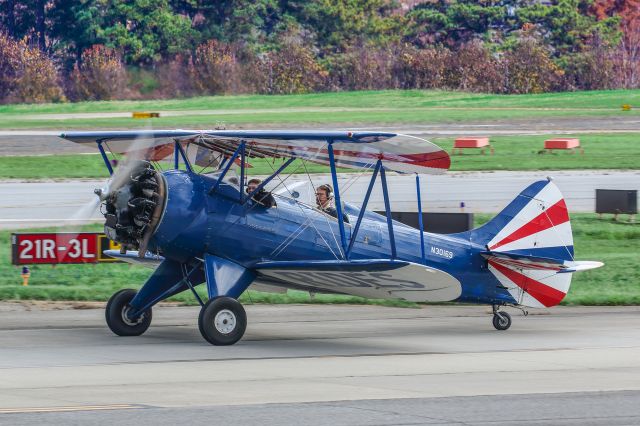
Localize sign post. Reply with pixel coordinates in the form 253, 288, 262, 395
20, 266, 30, 286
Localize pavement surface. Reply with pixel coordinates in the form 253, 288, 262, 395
0, 303, 638, 425
1, 170, 638, 229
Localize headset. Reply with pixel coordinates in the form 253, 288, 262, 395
317, 184, 333, 197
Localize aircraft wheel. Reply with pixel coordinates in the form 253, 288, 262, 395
105, 289, 152, 336
198, 297, 246, 346
492, 311, 512, 331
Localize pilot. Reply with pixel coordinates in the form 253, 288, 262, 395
246, 178, 276, 208
316, 184, 349, 223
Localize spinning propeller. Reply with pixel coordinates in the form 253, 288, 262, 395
57, 123, 165, 257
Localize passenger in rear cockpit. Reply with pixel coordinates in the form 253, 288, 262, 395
246, 178, 276, 208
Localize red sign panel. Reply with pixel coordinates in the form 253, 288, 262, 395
11, 233, 121, 265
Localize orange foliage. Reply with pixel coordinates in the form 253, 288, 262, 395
0, 33, 64, 103
504, 37, 564, 94
590, 0, 640, 87
190, 40, 243, 95
257, 44, 328, 95
399, 46, 447, 89
327, 42, 402, 91
70, 45, 128, 101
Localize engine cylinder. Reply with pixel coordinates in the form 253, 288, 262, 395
100, 161, 165, 251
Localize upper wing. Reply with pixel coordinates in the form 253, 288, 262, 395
253, 259, 462, 302
60, 130, 450, 174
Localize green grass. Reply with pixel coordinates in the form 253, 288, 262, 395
2, 89, 639, 113
0, 155, 349, 179
562, 215, 640, 305
0, 214, 637, 305
1, 132, 638, 179
0, 225, 414, 307
0, 89, 639, 129
433, 133, 640, 171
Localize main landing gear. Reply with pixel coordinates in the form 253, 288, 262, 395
105, 289, 152, 336
104, 255, 254, 345
492, 304, 511, 331
198, 297, 247, 346
104, 288, 248, 345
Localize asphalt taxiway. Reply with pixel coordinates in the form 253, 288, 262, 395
0, 303, 638, 425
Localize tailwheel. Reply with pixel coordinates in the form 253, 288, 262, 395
198, 297, 247, 346
492, 311, 512, 331
105, 289, 152, 336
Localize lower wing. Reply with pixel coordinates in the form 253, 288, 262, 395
254, 259, 462, 302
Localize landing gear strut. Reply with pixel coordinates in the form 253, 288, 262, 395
492, 305, 512, 331
198, 297, 247, 345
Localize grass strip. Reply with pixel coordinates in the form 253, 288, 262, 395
1, 132, 638, 179
0, 89, 639, 129
1, 89, 639, 114
1, 108, 637, 130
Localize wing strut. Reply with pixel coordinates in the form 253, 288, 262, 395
329, 155, 397, 261
416, 174, 426, 263
328, 142, 348, 257
244, 157, 295, 203
208, 141, 245, 196
380, 165, 397, 258
174, 140, 192, 172
347, 160, 382, 258
97, 140, 114, 176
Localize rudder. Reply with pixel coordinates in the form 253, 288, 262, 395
469, 179, 577, 308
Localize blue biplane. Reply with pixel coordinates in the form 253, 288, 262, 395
61, 130, 603, 345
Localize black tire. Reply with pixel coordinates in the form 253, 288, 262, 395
492, 311, 512, 331
198, 297, 247, 346
105, 289, 152, 336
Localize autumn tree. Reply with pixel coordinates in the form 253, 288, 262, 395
398, 46, 448, 90
190, 40, 243, 95
326, 41, 403, 91
0, 32, 64, 103
443, 41, 502, 93
257, 43, 327, 94
590, 0, 640, 87
69, 45, 128, 100
503, 35, 564, 94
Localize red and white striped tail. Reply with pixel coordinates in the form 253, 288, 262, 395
477, 179, 602, 308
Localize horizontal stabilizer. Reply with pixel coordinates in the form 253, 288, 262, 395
481, 251, 568, 271
103, 250, 164, 268
482, 251, 604, 273
254, 259, 462, 302
482, 250, 603, 308
559, 260, 604, 273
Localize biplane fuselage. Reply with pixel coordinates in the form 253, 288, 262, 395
150, 169, 498, 305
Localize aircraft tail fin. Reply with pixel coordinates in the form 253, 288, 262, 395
465, 179, 603, 308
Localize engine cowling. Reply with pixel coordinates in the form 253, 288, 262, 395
98, 161, 166, 252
